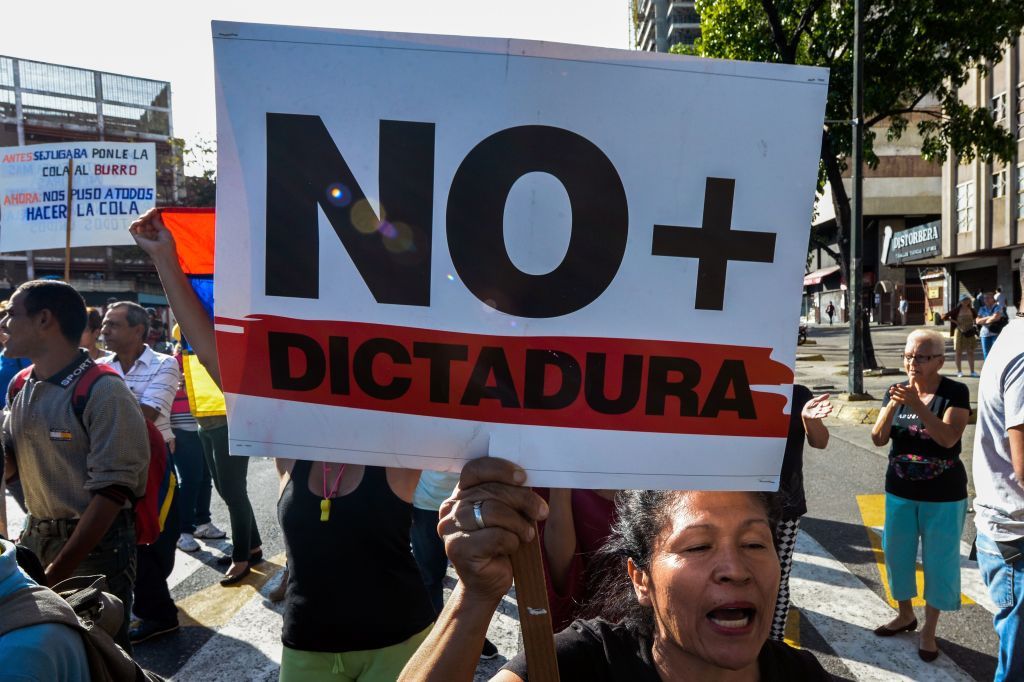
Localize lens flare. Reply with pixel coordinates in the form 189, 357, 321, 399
325, 183, 351, 207
350, 199, 378, 234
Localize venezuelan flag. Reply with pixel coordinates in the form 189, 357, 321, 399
160, 208, 226, 417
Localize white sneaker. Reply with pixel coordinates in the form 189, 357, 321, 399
194, 523, 227, 540
177, 533, 200, 552
956, 371, 963, 377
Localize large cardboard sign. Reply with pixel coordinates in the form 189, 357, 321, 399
0, 141, 156, 252
213, 22, 828, 489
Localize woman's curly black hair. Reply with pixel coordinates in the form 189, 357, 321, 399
581, 490, 782, 640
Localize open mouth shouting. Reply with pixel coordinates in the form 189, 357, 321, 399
706, 602, 757, 636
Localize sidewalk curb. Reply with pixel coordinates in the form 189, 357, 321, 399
830, 403, 880, 425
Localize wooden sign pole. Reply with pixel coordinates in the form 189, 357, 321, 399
510, 523, 560, 682
63, 156, 73, 282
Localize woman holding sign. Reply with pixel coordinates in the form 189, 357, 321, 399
870, 329, 971, 662
400, 457, 829, 681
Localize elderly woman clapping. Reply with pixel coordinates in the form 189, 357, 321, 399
399, 458, 829, 681
870, 329, 971, 662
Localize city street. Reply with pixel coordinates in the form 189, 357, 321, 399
2, 321, 1004, 681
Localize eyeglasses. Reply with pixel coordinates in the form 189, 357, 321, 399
902, 354, 942, 363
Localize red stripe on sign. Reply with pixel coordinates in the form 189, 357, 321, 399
216, 315, 793, 438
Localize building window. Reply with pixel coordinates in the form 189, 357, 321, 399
992, 92, 1007, 123
1018, 163, 1024, 219
992, 168, 1007, 198
1018, 84, 1024, 139
956, 181, 975, 233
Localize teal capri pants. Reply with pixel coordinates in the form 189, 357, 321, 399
882, 493, 966, 611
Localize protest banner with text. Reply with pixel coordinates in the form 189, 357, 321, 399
213, 22, 828, 490
0, 141, 156, 253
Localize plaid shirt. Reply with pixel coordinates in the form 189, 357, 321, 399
98, 345, 181, 442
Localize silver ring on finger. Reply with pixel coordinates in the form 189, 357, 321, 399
472, 500, 486, 530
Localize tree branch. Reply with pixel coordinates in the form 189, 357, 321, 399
816, 240, 843, 265
788, 0, 827, 56
759, 0, 793, 62
864, 92, 929, 129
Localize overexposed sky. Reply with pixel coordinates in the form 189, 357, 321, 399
4, 1, 632, 149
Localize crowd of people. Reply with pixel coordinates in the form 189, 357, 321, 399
0, 207, 1021, 682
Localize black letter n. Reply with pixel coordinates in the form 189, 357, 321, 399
266, 114, 435, 304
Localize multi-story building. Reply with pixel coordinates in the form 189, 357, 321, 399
0, 55, 180, 306
807, 109, 944, 326
634, 0, 701, 52
941, 32, 1024, 312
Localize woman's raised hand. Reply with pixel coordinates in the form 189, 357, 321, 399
438, 457, 548, 603
129, 208, 178, 261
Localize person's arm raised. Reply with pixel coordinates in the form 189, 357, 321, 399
801, 393, 832, 449
129, 208, 220, 388
399, 457, 547, 682
871, 387, 900, 447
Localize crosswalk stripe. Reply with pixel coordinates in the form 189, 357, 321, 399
783, 607, 801, 649
790, 531, 974, 681
172, 568, 287, 681
177, 553, 286, 629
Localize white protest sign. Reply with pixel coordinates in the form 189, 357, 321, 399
213, 22, 828, 490
0, 141, 156, 253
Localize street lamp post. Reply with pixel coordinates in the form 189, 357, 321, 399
848, 0, 865, 396
655, 0, 669, 53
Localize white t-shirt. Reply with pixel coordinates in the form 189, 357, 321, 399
98, 345, 181, 443
973, 318, 1024, 541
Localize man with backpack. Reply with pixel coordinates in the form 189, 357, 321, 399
0, 280, 149, 652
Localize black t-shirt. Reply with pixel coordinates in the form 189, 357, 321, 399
780, 384, 813, 519
882, 377, 970, 502
501, 618, 830, 681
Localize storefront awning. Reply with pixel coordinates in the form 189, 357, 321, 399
803, 264, 841, 286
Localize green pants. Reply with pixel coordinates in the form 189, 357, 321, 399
279, 625, 432, 682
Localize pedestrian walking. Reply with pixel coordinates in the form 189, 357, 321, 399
1, 281, 149, 652
870, 329, 971, 662
825, 301, 835, 325
972, 266, 1024, 682
944, 294, 978, 377
898, 295, 908, 326
976, 291, 1006, 360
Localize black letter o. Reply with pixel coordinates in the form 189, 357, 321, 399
447, 126, 627, 318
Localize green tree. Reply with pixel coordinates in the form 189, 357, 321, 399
169, 136, 217, 208
677, 0, 1024, 368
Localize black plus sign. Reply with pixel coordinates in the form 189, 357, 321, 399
652, 177, 776, 311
